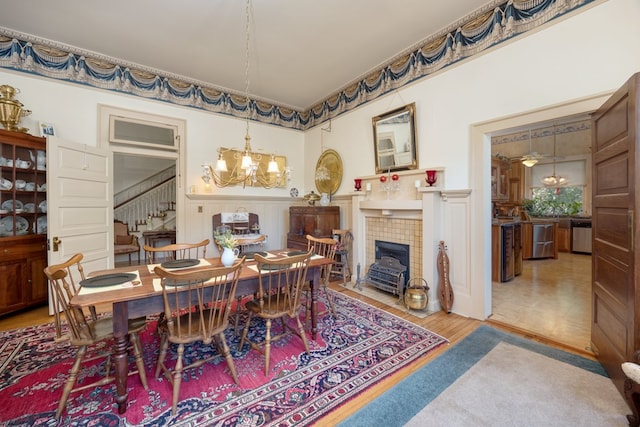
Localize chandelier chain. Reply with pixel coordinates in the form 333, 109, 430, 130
245, 0, 251, 137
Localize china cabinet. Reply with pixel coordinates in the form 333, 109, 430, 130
287, 206, 340, 250
0, 129, 47, 315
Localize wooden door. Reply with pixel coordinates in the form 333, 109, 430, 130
591, 72, 639, 395
47, 137, 113, 313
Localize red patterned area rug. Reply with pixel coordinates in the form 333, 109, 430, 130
0, 291, 447, 426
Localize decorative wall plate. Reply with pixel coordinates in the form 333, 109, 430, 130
315, 149, 343, 195
289, 187, 299, 197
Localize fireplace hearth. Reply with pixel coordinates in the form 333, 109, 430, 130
365, 240, 410, 295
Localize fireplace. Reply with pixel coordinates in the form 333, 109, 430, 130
364, 240, 411, 295
375, 240, 410, 288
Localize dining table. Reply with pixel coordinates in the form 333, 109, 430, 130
69, 249, 333, 414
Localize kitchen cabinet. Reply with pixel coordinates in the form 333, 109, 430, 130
491, 158, 510, 201
491, 222, 522, 282
287, 206, 340, 250
0, 129, 48, 316
508, 160, 525, 204
522, 221, 558, 260
557, 219, 571, 253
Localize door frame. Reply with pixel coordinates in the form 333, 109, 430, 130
97, 104, 186, 242
469, 92, 613, 320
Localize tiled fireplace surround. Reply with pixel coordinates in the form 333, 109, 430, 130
350, 169, 471, 313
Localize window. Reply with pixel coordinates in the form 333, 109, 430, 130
526, 159, 586, 217
109, 115, 178, 151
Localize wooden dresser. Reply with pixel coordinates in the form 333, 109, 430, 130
287, 206, 340, 250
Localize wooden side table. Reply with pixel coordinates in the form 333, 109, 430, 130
142, 229, 176, 248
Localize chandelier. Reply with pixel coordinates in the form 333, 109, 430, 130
521, 130, 539, 167
201, 0, 290, 189
541, 124, 568, 187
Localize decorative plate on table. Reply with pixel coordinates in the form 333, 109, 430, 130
80, 273, 137, 288
242, 251, 268, 260
160, 259, 199, 269
286, 250, 307, 256
260, 264, 291, 271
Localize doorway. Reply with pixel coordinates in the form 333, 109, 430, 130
98, 105, 186, 258
469, 93, 612, 349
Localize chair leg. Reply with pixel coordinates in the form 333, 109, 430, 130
322, 284, 337, 318
130, 332, 148, 389
56, 345, 87, 419
215, 333, 239, 384
294, 315, 310, 354
155, 330, 169, 379
239, 312, 253, 351
171, 344, 185, 415
233, 296, 243, 336
264, 319, 272, 376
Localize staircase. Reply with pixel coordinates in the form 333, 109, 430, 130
114, 166, 176, 237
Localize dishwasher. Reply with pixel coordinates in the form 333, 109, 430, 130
571, 219, 592, 254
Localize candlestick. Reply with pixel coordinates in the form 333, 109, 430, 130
414, 179, 421, 188
365, 182, 372, 192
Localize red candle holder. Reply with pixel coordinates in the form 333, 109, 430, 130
379, 175, 387, 183
391, 174, 399, 181
354, 178, 362, 191
426, 170, 437, 186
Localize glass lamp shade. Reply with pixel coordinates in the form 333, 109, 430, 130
267, 156, 279, 173
241, 152, 252, 170
541, 175, 568, 187
522, 158, 538, 167
215, 156, 228, 172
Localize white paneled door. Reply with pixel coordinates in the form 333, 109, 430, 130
46, 137, 113, 313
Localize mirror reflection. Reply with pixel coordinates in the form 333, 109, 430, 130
372, 102, 417, 174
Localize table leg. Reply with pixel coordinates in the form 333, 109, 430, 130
112, 302, 130, 414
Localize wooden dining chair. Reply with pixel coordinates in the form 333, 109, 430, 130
231, 234, 267, 335
154, 259, 245, 415
303, 235, 338, 327
44, 255, 148, 420
331, 229, 353, 284
46, 253, 98, 342
143, 239, 209, 264
236, 234, 266, 254
239, 251, 312, 376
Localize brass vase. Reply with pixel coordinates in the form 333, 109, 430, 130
0, 85, 31, 132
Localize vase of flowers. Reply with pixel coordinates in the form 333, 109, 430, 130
214, 229, 239, 267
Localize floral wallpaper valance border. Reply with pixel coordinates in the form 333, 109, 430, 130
0, 0, 592, 132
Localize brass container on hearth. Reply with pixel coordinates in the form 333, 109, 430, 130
404, 278, 429, 311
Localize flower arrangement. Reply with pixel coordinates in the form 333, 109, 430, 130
214, 228, 238, 249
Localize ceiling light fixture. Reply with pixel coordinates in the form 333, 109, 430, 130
541, 124, 569, 187
521, 129, 538, 167
201, 0, 290, 189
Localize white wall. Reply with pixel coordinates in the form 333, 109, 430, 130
306, 0, 640, 318
2, 0, 639, 318
314, 0, 640, 194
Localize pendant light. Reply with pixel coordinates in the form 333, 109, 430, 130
541, 124, 568, 187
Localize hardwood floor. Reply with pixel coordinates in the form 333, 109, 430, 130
490, 251, 593, 354
0, 266, 594, 424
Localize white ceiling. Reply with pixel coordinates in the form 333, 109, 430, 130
0, 0, 493, 111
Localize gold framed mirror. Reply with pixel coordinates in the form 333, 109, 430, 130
372, 102, 417, 174
315, 149, 343, 195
